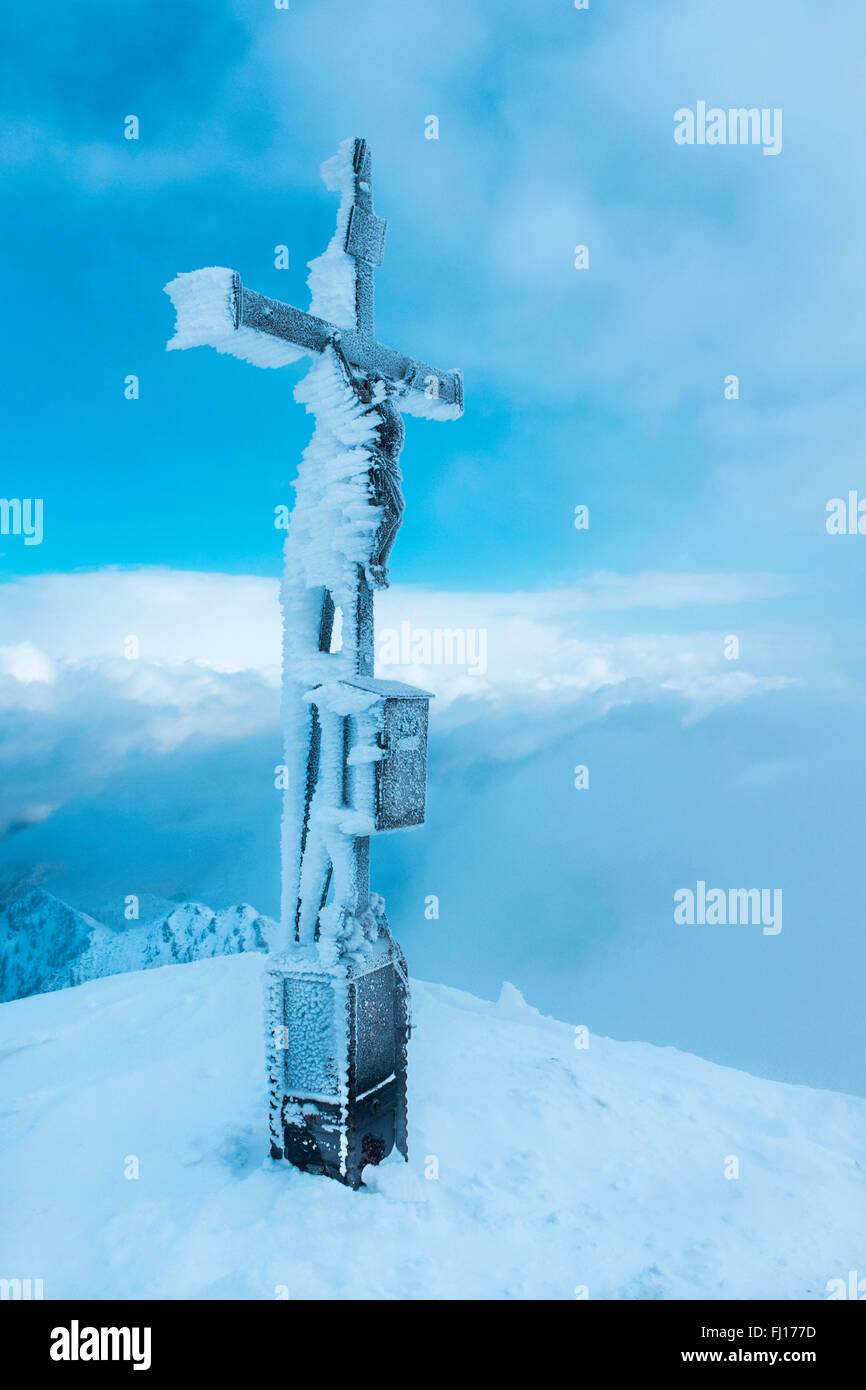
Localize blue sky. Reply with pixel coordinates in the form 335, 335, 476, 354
2, 0, 866, 1095
4, 0, 865, 592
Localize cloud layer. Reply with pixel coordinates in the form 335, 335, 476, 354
0, 565, 807, 829
1, 566, 864, 1096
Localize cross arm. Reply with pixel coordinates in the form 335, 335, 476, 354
239, 277, 463, 420
164, 266, 463, 421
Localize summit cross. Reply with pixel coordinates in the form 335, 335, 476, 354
164, 137, 463, 1188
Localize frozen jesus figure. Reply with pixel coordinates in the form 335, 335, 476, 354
331, 338, 405, 589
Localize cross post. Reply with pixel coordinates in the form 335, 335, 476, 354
165, 137, 462, 1187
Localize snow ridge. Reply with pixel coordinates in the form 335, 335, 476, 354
0, 890, 277, 1003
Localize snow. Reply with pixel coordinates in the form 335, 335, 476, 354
164, 267, 305, 370
306, 137, 358, 329
398, 378, 464, 424
278, 347, 383, 954
0, 952, 862, 1300
288, 350, 382, 601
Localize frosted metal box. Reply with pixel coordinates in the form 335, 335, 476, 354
336, 677, 433, 832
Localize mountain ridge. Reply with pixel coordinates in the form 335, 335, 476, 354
0, 888, 277, 1002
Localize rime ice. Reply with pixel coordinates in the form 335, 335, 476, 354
164, 138, 462, 1187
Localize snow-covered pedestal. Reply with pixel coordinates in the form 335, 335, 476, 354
265, 925, 410, 1189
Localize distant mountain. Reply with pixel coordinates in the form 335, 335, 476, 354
94, 893, 184, 931
0, 889, 278, 1003
0, 890, 103, 1003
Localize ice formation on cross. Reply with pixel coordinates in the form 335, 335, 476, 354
164, 137, 462, 1186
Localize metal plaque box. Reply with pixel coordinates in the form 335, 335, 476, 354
336, 677, 433, 832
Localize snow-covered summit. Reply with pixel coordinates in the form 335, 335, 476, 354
0, 952, 862, 1299
0, 890, 277, 1002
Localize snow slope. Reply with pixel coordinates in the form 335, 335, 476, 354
0, 954, 862, 1299
0, 890, 277, 1002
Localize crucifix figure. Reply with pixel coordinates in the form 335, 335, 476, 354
164, 138, 463, 1187
329, 339, 406, 589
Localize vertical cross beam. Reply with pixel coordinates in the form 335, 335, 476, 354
337, 139, 387, 913
344, 138, 387, 349
165, 138, 461, 1188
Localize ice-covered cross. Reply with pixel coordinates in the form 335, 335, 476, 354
164, 138, 462, 1187
164, 137, 462, 418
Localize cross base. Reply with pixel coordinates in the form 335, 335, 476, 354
265, 932, 410, 1189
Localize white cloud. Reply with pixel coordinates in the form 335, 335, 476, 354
0, 566, 796, 685
0, 642, 55, 685
0, 569, 281, 673
0, 566, 802, 799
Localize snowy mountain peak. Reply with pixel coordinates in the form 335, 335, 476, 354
0, 890, 103, 1003
0, 891, 278, 1002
